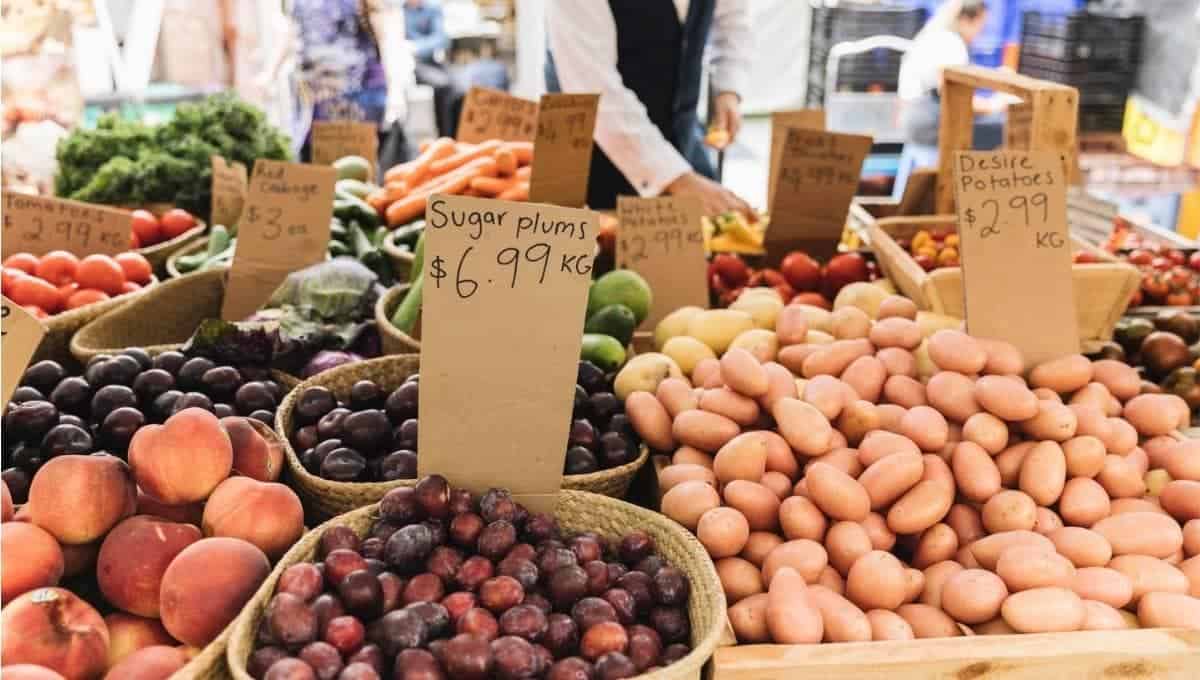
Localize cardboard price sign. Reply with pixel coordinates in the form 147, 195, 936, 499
419, 195, 596, 512
765, 128, 871, 262
528, 93, 600, 208
221, 160, 336, 321
616, 196, 708, 329
311, 121, 379, 176
953, 150, 1077, 364
2, 296, 47, 405
457, 86, 539, 144
768, 109, 826, 208
210, 156, 248, 227
2, 192, 132, 258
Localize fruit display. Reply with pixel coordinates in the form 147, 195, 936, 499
129, 208, 199, 249
2, 349, 291, 504
707, 251, 886, 309
2, 251, 154, 318
244, 476, 695, 680
0, 408, 304, 679
895, 226, 961, 271
290, 361, 643, 484
1107, 245, 1200, 308
702, 212, 767, 255
1108, 310, 1200, 418
371, 138, 534, 227
625, 293, 1200, 643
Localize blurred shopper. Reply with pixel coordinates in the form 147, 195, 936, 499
545, 0, 754, 215
893, 0, 998, 199
403, 0, 456, 136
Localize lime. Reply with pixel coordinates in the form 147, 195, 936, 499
587, 270, 653, 325
584, 304, 638, 346
581, 333, 627, 372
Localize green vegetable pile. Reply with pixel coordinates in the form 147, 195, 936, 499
55, 95, 291, 219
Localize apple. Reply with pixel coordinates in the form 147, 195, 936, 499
779, 252, 821, 291
1128, 249, 1155, 266
1188, 251, 1200, 271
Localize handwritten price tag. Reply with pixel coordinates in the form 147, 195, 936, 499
419, 194, 596, 512
221, 160, 336, 321
528, 93, 599, 208
765, 128, 871, 262
616, 196, 708, 328
311, 121, 379, 176
953, 150, 1077, 364
2, 296, 47, 405
457, 86, 539, 144
768, 109, 825, 208
210, 156, 248, 227
2, 192, 132, 258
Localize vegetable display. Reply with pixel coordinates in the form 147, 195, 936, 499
130, 208, 198, 249
245, 476, 695, 680
623, 290, 1200, 643
54, 96, 290, 220
1109, 245, 1200, 309
708, 250, 885, 310
2, 251, 153, 318
1108, 310, 1200, 419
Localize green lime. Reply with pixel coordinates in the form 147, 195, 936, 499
587, 270, 653, 325
585, 304, 638, 347
581, 333, 627, 372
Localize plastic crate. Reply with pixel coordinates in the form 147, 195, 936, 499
1079, 105, 1127, 133
1019, 34, 1141, 63
810, 3, 926, 43
1021, 10, 1143, 42
1017, 52, 1138, 77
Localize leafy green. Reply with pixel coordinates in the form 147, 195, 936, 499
181, 319, 276, 367
266, 259, 381, 372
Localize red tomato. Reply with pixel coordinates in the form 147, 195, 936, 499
119, 281, 142, 294
2, 267, 28, 296
75, 255, 126, 295
3, 253, 38, 274
34, 250, 80, 286
780, 251, 821, 291
21, 305, 48, 319
57, 282, 80, 300
66, 289, 110, 309
131, 209, 162, 247
9, 276, 62, 313
160, 209, 197, 240
114, 252, 153, 284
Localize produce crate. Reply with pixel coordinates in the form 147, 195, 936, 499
1021, 11, 1144, 45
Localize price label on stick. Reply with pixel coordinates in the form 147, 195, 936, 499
2, 192, 132, 259
419, 194, 597, 512
765, 128, 871, 263
2, 296, 47, 405
210, 156, 248, 227
767, 109, 826, 208
616, 196, 708, 329
953, 150, 1077, 364
529, 93, 599, 208
311, 121, 379, 177
457, 86, 539, 144
221, 160, 336, 322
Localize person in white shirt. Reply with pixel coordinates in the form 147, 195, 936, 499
545, 0, 754, 216
893, 0, 993, 199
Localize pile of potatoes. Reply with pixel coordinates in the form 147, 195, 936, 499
620, 288, 1200, 645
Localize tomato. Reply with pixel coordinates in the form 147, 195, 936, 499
160, 209, 197, 240
66, 289, 110, 309
791, 291, 831, 310
130, 231, 141, 249
2, 267, 28, 296
3, 253, 38, 274
114, 252, 153, 284
120, 281, 142, 294
34, 250, 80, 286
57, 282, 80, 301
10, 275, 62, 313
780, 251, 821, 291
130, 209, 162, 247
75, 254, 126, 295
1167, 289, 1194, 306
1127, 249, 1155, 266
22, 305, 48, 319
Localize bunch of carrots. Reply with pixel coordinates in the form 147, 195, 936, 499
369, 138, 535, 227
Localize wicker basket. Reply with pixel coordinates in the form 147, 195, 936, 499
70, 269, 227, 364
33, 279, 158, 369
375, 284, 421, 355
226, 493, 725, 680
277, 356, 650, 519
381, 229, 416, 281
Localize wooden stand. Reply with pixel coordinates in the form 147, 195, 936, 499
936, 65, 1080, 214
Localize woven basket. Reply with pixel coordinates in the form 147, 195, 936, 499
381, 229, 416, 281
70, 269, 227, 364
277, 356, 650, 519
226, 492, 725, 680
374, 284, 421, 355
33, 279, 158, 369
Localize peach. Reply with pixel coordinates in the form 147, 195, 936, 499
1, 665, 66, 680
201, 477, 304, 560
104, 613, 176, 668
222, 417, 283, 482
103, 645, 189, 680
1, 588, 109, 680
159, 537, 270, 647
28, 455, 135, 544
128, 408, 232, 505
60, 541, 100, 580
3, 479, 13, 521
1, 522, 64, 601
134, 491, 204, 526
97, 516, 202, 618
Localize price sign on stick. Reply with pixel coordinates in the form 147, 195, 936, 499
528, 93, 600, 208
419, 195, 596, 512
768, 109, 826, 208
2, 296, 47, 405
616, 196, 708, 328
2, 192, 132, 259
457, 86, 539, 144
210, 156, 248, 227
221, 160, 336, 322
311, 121, 379, 176
953, 150, 1077, 364
765, 128, 871, 263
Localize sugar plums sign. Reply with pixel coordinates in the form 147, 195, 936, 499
2, 296, 46, 404
419, 195, 596, 512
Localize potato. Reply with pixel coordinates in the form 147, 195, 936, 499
658, 464, 716, 495
861, 512, 896, 552
720, 348, 768, 398
859, 431, 921, 467
1083, 600, 1132, 631
859, 450, 923, 510
730, 293, 784, 330
974, 375, 1039, 422
981, 490, 1037, 533
1162, 480, 1200, 522
766, 568, 824, 643
1092, 512, 1184, 559
1063, 436, 1106, 479
912, 523, 958, 569
996, 442, 1034, 488
877, 295, 917, 321
836, 400, 879, 447
791, 304, 833, 334
947, 442, 999, 504
614, 353, 683, 400
920, 560, 965, 609
806, 329, 835, 345
803, 375, 849, 421
1001, 587, 1085, 633
977, 338, 1024, 375
656, 378, 698, 418
1105, 417, 1138, 455
762, 540, 828, 585
809, 585, 872, 642
698, 507, 751, 559
1029, 354, 1092, 394
1123, 394, 1180, 437
946, 504, 985, 546
960, 412, 1006, 454
777, 496, 826, 543
728, 592, 771, 642
661, 336, 716, 377
1049, 527, 1112, 568
869, 317, 922, 350
1185, 520, 1200, 557
899, 406, 949, 453
883, 375, 926, 408
699, 387, 760, 426
716, 557, 764, 604
692, 357, 721, 388
772, 398, 833, 457
841, 356, 886, 404
1092, 359, 1141, 401
927, 330, 986, 374
846, 550, 907, 611
969, 530, 1054, 571
1165, 439, 1200, 482
806, 462, 870, 522
660, 480, 720, 530
729, 329, 779, 363
1137, 591, 1200, 630
1059, 477, 1112, 527
685, 309, 756, 354
996, 545, 1075, 591
671, 409, 739, 453
742, 531, 784, 567
1072, 567, 1133, 609
1097, 455, 1147, 499
713, 432, 769, 484
941, 569, 1008, 624
1020, 441, 1068, 506
1109, 555, 1190, 603
625, 391, 675, 451
653, 305, 704, 350
833, 282, 890, 319
877, 347, 917, 378
760, 471, 793, 499
897, 603, 962, 638
1020, 401, 1078, 442
802, 339, 873, 379
775, 306, 810, 346
672, 446, 712, 468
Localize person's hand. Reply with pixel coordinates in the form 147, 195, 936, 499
665, 171, 754, 220
708, 92, 742, 148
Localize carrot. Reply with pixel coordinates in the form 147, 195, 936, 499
493, 148, 517, 177
384, 161, 415, 183
386, 194, 429, 227
384, 181, 409, 202
430, 140, 503, 176
365, 188, 390, 214
469, 176, 518, 197
498, 181, 530, 201
418, 139, 432, 153
404, 137, 457, 187
506, 141, 534, 165
515, 165, 532, 180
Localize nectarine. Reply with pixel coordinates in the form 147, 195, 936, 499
103, 645, 188, 680
97, 516, 202, 618
104, 613, 176, 668
129, 408, 232, 505
27, 454, 135, 544
201, 477, 304, 560
2, 479, 13, 521
0, 665, 66, 680
159, 537, 270, 647
134, 491, 204, 526
1, 588, 109, 680
222, 417, 283, 482
1, 522, 64, 601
